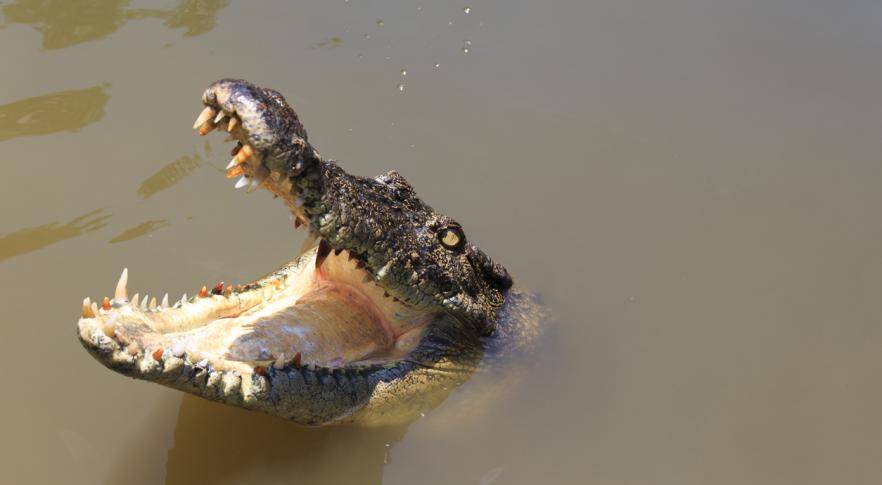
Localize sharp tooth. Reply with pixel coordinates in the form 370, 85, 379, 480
149, 297, 157, 310
141, 294, 149, 311
226, 165, 245, 179
180, 293, 187, 305
102, 297, 111, 311
114, 268, 128, 301
192, 106, 216, 130
247, 166, 269, 193
225, 158, 239, 170
91, 302, 99, 316
82, 297, 95, 318
227, 116, 238, 131
199, 286, 209, 298
377, 260, 393, 280
198, 120, 216, 135
236, 144, 253, 163
273, 353, 287, 370
234, 176, 250, 189
102, 313, 119, 338
315, 239, 332, 268
161, 293, 169, 309
214, 111, 227, 124
131, 293, 140, 308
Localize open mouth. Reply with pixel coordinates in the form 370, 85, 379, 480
77, 94, 436, 385
75, 79, 512, 424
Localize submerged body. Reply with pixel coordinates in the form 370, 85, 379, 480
76, 79, 544, 425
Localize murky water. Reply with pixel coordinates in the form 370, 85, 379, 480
2, 1, 882, 483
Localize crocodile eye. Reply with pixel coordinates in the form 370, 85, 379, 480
438, 226, 465, 251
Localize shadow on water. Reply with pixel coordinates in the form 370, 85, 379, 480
0, 84, 110, 141
136, 154, 203, 199
0, 208, 111, 261
109, 395, 408, 485
0, 0, 228, 50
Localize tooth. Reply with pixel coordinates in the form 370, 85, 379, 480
102, 314, 119, 338
82, 297, 94, 318
227, 116, 238, 131
273, 353, 287, 370
149, 297, 157, 310
234, 176, 250, 189
180, 293, 187, 305
102, 297, 111, 311
315, 239, 332, 268
141, 294, 149, 311
226, 165, 245, 179
377, 260, 393, 280
114, 267, 128, 301
236, 144, 253, 163
247, 167, 269, 193
225, 158, 239, 170
212, 282, 224, 295
198, 120, 216, 135
214, 111, 227, 124
161, 293, 169, 309
231, 143, 242, 157
192, 106, 216, 130
199, 286, 209, 298
131, 293, 140, 309
91, 302, 99, 316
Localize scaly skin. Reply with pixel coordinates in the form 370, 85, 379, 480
76, 79, 542, 425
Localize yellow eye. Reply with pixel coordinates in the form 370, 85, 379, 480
439, 226, 465, 250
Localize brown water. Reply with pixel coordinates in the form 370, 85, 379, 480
2, 1, 882, 484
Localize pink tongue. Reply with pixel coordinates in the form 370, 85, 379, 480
187, 281, 394, 366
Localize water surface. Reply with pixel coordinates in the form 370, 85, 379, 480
2, 1, 882, 484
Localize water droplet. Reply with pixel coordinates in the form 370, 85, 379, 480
462, 39, 472, 54
397, 83, 405, 92
400, 69, 407, 76
376, 19, 384, 26
462, 47, 470, 54
464, 6, 471, 14
448, 20, 454, 25
434, 63, 440, 69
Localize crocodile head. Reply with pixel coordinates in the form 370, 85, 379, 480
77, 79, 513, 425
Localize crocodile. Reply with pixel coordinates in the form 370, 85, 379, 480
76, 79, 543, 426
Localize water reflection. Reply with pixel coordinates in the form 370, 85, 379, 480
0, 0, 228, 50
0, 208, 110, 261
109, 219, 170, 243
164, 397, 407, 485
312, 36, 342, 49
127, 0, 230, 38
0, 84, 110, 141
1, 0, 128, 50
136, 153, 202, 199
